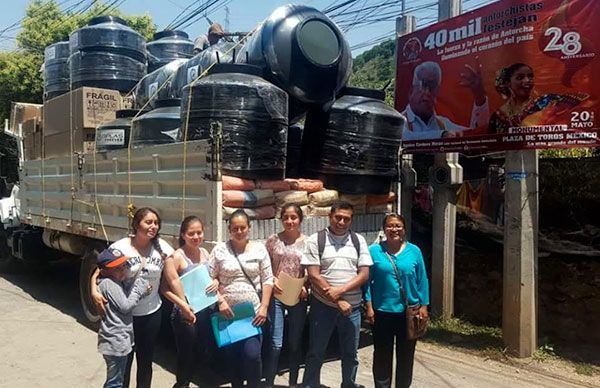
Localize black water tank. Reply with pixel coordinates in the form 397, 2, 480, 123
302, 87, 404, 194
69, 16, 147, 91
96, 109, 139, 151
236, 4, 352, 121
147, 30, 194, 72
286, 123, 303, 178
44, 41, 70, 100
134, 58, 186, 110
173, 41, 235, 98
130, 99, 181, 147
181, 63, 288, 179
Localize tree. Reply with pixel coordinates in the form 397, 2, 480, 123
0, 0, 156, 122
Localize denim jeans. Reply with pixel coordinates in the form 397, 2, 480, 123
223, 334, 263, 388
264, 297, 307, 386
302, 298, 362, 388
103, 354, 129, 388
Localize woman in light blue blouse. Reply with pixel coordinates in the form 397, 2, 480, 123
364, 213, 429, 388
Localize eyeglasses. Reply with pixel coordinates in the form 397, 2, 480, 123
384, 225, 404, 231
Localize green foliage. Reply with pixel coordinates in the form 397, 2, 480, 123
0, 0, 156, 122
350, 39, 396, 106
539, 148, 595, 158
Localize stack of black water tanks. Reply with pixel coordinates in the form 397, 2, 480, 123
146, 30, 194, 73
43, 42, 70, 100
69, 16, 146, 92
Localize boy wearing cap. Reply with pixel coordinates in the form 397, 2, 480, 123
97, 248, 151, 388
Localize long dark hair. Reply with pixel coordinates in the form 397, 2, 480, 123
178, 215, 204, 247
279, 203, 304, 222
495, 63, 532, 98
131, 207, 166, 259
228, 209, 250, 226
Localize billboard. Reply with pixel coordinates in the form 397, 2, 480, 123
395, 0, 599, 153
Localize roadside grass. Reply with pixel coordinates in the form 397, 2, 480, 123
423, 317, 598, 377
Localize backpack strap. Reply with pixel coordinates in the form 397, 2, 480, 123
317, 228, 361, 259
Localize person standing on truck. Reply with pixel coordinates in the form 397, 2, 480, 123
160, 215, 219, 388
193, 23, 226, 54
263, 204, 308, 388
96, 248, 151, 388
301, 200, 372, 388
208, 209, 273, 388
91, 207, 175, 388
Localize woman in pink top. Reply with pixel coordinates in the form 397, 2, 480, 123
264, 204, 308, 388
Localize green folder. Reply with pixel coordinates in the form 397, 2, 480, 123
210, 302, 261, 348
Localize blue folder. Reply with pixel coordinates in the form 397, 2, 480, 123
179, 264, 218, 313
210, 302, 262, 348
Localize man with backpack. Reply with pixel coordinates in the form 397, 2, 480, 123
301, 200, 372, 388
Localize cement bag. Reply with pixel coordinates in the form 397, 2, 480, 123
255, 179, 291, 193
366, 192, 396, 206
222, 189, 274, 208
223, 205, 276, 220
223, 175, 255, 191
307, 205, 331, 217
285, 178, 324, 193
308, 189, 338, 206
340, 194, 366, 214
367, 203, 393, 214
275, 190, 309, 207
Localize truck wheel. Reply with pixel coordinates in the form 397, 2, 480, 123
79, 249, 101, 323
0, 226, 20, 273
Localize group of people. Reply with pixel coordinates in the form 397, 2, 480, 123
92, 200, 430, 388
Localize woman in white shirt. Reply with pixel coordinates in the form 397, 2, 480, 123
209, 209, 274, 388
92, 207, 174, 388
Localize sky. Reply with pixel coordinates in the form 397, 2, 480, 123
0, 0, 496, 55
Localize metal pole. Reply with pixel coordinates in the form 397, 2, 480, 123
430, 0, 462, 319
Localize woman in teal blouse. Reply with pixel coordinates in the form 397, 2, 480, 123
364, 213, 429, 388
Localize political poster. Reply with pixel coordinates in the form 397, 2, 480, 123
395, 0, 599, 153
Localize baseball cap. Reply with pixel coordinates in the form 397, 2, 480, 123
97, 248, 130, 268
208, 23, 225, 37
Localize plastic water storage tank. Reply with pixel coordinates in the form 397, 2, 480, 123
95, 109, 139, 151
302, 87, 404, 194
146, 30, 194, 72
181, 63, 288, 179
69, 16, 147, 92
134, 58, 186, 110
237, 4, 352, 121
130, 99, 181, 147
173, 41, 235, 98
44, 41, 70, 100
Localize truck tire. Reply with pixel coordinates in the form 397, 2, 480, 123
0, 226, 20, 273
79, 249, 101, 323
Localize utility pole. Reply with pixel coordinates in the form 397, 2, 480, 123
395, 13, 417, 240
430, 0, 462, 319
225, 5, 230, 32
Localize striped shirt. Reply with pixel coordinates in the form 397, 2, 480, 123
301, 229, 372, 308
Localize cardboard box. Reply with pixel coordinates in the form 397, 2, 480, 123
44, 127, 96, 158
22, 118, 43, 160
43, 87, 122, 136
10, 102, 42, 134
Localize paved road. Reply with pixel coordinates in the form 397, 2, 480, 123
0, 260, 595, 387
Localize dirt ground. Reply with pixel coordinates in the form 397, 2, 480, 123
0, 259, 597, 388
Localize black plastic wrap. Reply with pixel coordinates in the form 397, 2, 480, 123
69, 51, 147, 92
134, 58, 186, 109
181, 63, 288, 179
286, 123, 303, 178
131, 99, 181, 147
44, 42, 70, 100
69, 16, 146, 62
236, 4, 352, 121
96, 109, 138, 151
147, 30, 194, 73
172, 41, 235, 98
302, 88, 404, 194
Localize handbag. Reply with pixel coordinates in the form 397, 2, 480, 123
382, 244, 428, 340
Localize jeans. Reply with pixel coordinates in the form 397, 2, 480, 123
171, 307, 214, 388
372, 310, 417, 388
302, 298, 362, 388
123, 307, 162, 388
103, 354, 129, 388
264, 298, 307, 386
222, 334, 263, 388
